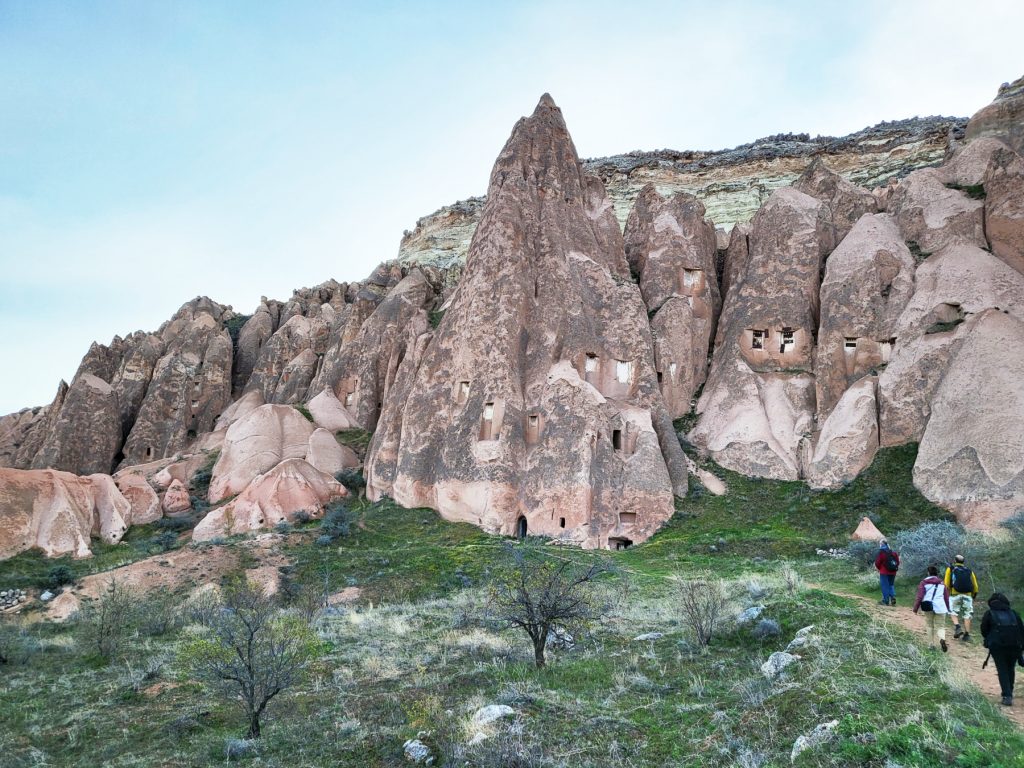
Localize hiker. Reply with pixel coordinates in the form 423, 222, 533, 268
874, 539, 900, 606
944, 554, 979, 642
912, 565, 951, 652
980, 593, 1024, 707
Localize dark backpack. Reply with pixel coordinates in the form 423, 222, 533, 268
884, 551, 899, 572
951, 565, 973, 594
985, 609, 1024, 651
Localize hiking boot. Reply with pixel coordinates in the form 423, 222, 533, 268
1002, 696, 1013, 707
953, 624, 963, 639
940, 639, 948, 653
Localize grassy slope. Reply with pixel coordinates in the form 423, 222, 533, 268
1, 446, 1023, 767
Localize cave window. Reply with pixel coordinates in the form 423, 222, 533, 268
615, 360, 633, 384
585, 354, 599, 373
844, 337, 857, 350
612, 429, 622, 451
751, 329, 767, 350
779, 328, 795, 353
559, 517, 566, 529
479, 402, 497, 441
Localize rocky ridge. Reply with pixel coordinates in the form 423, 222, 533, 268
2, 76, 1023, 559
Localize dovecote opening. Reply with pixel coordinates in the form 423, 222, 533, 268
479, 402, 497, 441
779, 328, 795, 353
615, 360, 633, 385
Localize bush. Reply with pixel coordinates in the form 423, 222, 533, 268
677, 574, 730, 647
319, 502, 352, 542
47, 565, 75, 588
892, 520, 988, 580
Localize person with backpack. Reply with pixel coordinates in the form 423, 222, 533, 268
980, 593, 1024, 706
944, 554, 980, 642
874, 539, 900, 606
913, 565, 952, 652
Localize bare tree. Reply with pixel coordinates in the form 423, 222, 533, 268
490, 543, 608, 668
677, 574, 729, 647
182, 579, 321, 739
80, 578, 137, 659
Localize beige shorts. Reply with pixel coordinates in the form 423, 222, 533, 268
950, 594, 974, 620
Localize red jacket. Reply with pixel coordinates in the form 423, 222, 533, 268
875, 548, 900, 576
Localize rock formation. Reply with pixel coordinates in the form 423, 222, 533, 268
365, 95, 684, 548
624, 185, 721, 418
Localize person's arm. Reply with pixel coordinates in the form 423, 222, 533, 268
913, 580, 925, 612
971, 571, 979, 598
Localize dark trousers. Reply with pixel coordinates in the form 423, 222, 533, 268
992, 648, 1018, 698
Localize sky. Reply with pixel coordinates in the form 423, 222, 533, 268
1, 0, 1023, 414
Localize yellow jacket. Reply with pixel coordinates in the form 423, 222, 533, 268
944, 565, 979, 597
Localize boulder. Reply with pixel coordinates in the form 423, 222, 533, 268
208, 404, 317, 503
851, 516, 885, 542
307, 388, 359, 431
807, 377, 879, 490
162, 478, 192, 514
914, 310, 1024, 529
793, 157, 876, 245
193, 459, 347, 541
364, 95, 683, 548
984, 146, 1024, 274
965, 74, 1024, 155
113, 470, 162, 525
0, 468, 133, 559
889, 168, 985, 257
814, 214, 915, 421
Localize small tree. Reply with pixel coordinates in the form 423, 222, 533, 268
79, 578, 137, 659
182, 579, 321, 739
490, 543, 607, 668
677, 574, 729, 647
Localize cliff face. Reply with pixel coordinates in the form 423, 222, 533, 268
3, 77, 1024, 559
397, 116, 964, 273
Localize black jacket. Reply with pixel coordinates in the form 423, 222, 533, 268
980, 596, 1024, 650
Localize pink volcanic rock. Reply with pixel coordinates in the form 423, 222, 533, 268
940, 137, 1012, 188
851, 516, 885, 542
965, 74, 1024, 155
365, 95, 684, 548
306, 428, 359, 476
306, 388, 359, 431
208, 404, 315, 503
162, 478, 192, 514
793, 157, 877, 245
815, 214, 915, 421
984, 145, 1024, 274
0, 468, 132, 559
806, 377, 879, 490
113, 470, 162, 525
623, 185, 721, 418
878, 243, 1024, 446
889, 168, 986, 256
914, 310, 1024, 528
192, 459, 347, 541
690, 187, 831, 479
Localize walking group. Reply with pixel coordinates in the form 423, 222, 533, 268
874, 539, 1024, 707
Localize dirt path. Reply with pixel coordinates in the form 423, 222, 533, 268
833, 589, 1024, 728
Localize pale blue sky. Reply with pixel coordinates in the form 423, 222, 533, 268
2, 0, 1022, 413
